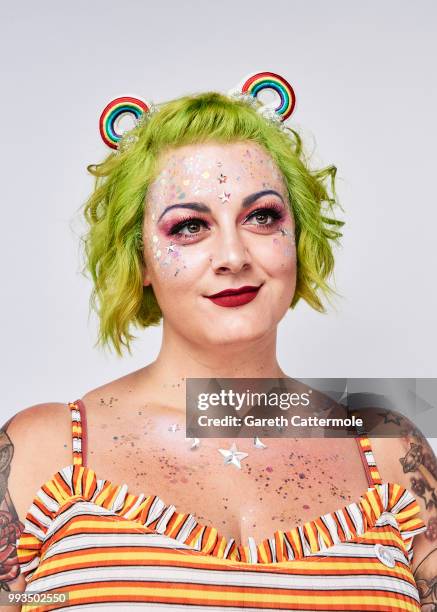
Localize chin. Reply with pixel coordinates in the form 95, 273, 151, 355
201, 317, 275, 347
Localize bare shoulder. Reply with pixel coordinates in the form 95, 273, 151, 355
0, 402, 71, 595
79, 364, 167, 419
4, 402, 72, 519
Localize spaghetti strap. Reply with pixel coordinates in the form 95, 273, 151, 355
355, 436, 383, 488
67, 400, 88, 467
350, 408, 383, 488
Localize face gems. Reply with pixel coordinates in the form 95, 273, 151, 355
151, 239, 181, 271
218, 191, 231, 204
215, 159, 231, 203
278, 226, 295, 258
168, 423, 180, 433
218, 442, 249, 469
280, 227, 292, 238
151, 235, 162, 261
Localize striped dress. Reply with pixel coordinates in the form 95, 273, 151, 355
17, 399, 427, 611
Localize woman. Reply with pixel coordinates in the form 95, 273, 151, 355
2, 76, 436, 610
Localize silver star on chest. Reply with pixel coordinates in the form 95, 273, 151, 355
253, 437, 267, 449
185, 436, 200, 449
218, 442, 249, 469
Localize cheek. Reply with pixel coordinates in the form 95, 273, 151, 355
261, 236, 297, 276
145, 235, 209, 290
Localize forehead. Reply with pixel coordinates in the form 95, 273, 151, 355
157, 141, 274, 168
149, 141, 285, 195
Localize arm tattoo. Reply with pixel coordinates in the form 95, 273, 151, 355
397, 426, 437, 533
0, 420, 24, 591
380, 409, 437, 610
414, 550, 437, 611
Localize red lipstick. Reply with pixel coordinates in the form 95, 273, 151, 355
206, 285, 261, 308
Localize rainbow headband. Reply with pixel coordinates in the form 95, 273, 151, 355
98, 72, 296, 150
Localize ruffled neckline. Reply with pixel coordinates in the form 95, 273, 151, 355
17, 464, 427, 570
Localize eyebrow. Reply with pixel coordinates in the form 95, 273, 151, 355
156, 190, 284, 222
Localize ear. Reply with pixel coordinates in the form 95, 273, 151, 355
143, 264, 152, 287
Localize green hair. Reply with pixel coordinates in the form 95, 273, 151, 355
80, 92, 344, 357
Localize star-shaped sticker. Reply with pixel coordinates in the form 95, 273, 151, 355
166, 243, 176, 254
279, 227, 290, 237
218, 173, 227, 183
218, 442, 249, 469
168, 423, 180, 433
253, 437, 267, 449
218, 191, 231, 204
185, 437, 200, 449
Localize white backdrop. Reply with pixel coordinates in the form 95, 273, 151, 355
1, 1, 436, 450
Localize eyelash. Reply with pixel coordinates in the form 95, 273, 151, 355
168, 204, 285, 239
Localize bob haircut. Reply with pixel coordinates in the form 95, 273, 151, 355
81, 92, 343, 357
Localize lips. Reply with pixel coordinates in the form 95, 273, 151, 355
206, 285, 262, 308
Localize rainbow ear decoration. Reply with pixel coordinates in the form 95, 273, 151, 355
99, 96, 150, 150
98, 73, 296, 149
233, 72, 296, 122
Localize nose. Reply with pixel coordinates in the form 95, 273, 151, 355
210, 227, 251, 275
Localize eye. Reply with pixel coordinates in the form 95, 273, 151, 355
244, 205, 284, 228
250, 211, 273, 225
169, 217, 209, 239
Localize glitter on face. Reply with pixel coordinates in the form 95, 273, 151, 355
143, 142, 295, 291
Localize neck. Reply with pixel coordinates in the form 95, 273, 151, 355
138, 322, 286, 412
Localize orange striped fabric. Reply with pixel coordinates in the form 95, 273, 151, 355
16, 400, 428, 611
